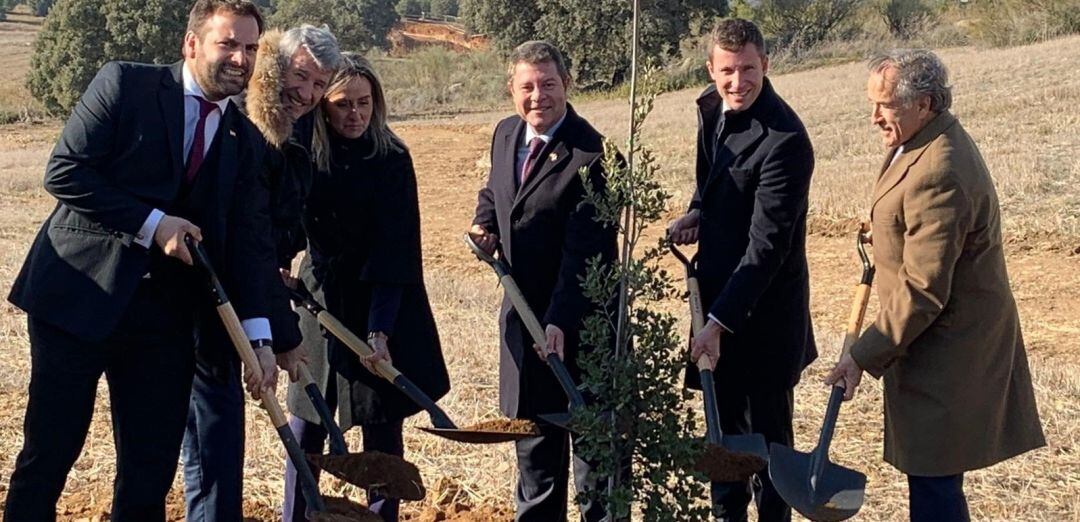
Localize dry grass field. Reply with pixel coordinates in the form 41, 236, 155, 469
0, 23, 1078, 522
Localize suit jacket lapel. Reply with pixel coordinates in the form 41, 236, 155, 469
159, 63, 185, 189
703, 116, 764, 196
514, 139, 570, 209
499, 119, 525, 207
871, 111, 958, 212
215, 103, 240, 222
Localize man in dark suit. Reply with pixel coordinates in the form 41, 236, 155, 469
469, 41, 618, 522
4, 1, 279, 520
668, 18, 816, 522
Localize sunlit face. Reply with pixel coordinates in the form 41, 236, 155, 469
324, 76, 373, 139
867, 66, 933, 148
508, 60, 568, 134
282, 47, 333, 119
183, 12, 260, 100
707, 43, 768, 113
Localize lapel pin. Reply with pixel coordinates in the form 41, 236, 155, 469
228, 129, 237, 137
549, 152, 558, 162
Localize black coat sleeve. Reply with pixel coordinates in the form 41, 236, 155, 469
43, 62, 154, 239
472, 127, 500, 233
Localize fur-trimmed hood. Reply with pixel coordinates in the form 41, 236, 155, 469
244, 29, 294, 148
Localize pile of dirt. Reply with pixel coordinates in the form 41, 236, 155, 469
408, 503, 515, 522
460, 418, 540, 435
694, 443, 768, 482
307, 451, 425, 501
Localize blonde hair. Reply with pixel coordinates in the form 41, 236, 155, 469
312, 52, 402, 171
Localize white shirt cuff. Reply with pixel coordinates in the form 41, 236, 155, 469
707, 314, 733, 334
242, 318, 272, 342
134, 208, 165, 249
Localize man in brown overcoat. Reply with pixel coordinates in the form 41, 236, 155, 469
826, 49, 1045, 521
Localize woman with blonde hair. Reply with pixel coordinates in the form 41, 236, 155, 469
283, 52, 449, 522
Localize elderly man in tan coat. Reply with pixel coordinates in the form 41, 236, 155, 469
826, 49, 1045, 521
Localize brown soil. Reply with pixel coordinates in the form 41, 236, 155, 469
406, 503, 516, 522
311, 495, 382, 522
693, 443, 768, 483
460, 418, 541, 435
307, 452, 426, 501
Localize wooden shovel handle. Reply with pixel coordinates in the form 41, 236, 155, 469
687, 276, 706, 337
696, 354, 712, 371
213, 302, 289, 428
840, 283, 872, 361
315, 312, 402, 382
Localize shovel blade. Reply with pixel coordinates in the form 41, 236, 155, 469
417, 426, 535, 444
768, 443, 865, 522
538, 413, 572, 430
694, 436, 769, 482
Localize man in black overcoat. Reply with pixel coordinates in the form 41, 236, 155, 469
668, 19, 816, 522
469, 40, 617, 522
4, 2, 279, 520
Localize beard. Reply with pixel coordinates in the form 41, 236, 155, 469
195, 59, 248, 100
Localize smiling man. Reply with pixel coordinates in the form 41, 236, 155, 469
4, 1, 276, 520
825, 49, 1044, 522
469, 40, 618, 522
180, 23, 340, 522
667, 18, 815, 522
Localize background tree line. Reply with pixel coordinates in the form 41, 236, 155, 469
23, 0, 401, 115
15, 0, 1080, 116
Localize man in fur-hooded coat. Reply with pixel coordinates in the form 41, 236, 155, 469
180, 25, 340, 522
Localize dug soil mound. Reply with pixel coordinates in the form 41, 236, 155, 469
307, 452, 425, 501
694, 443, 768, 482
311, 495, 382, 521
460, 418, 540, 435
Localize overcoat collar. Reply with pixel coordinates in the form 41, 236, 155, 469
695, 78, 777, 194
245, 29, 295, 148
871, 110, 958, 210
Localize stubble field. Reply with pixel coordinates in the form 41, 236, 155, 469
0, 24, 1078, 521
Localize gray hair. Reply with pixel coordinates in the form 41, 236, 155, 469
279, 24, 342, 73
868, 49, 952, 113
507, 40, 571, 85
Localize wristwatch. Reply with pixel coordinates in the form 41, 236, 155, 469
367, 331, 388, 342
250, 338, 272, 350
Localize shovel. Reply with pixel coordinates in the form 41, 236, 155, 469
289, 281, 537, 444
768, 225, 874, 521
187, 238, 425, 518
185, 236, 327, 514
669, 244, 768, 482
464, 233, 586, 431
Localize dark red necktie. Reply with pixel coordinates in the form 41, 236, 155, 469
520, 136, 545, 184
185, 96, 218, 185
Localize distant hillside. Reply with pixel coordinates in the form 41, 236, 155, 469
388, 16, 489, 56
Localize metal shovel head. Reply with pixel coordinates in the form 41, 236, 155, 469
310, 496, 383, 522
418, 417, 541, 444
538, 412, 572, 430
307, 452, 426, 501
768, 443, 866, 522
693, 433, 769, 482
417, 426, 535, 443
